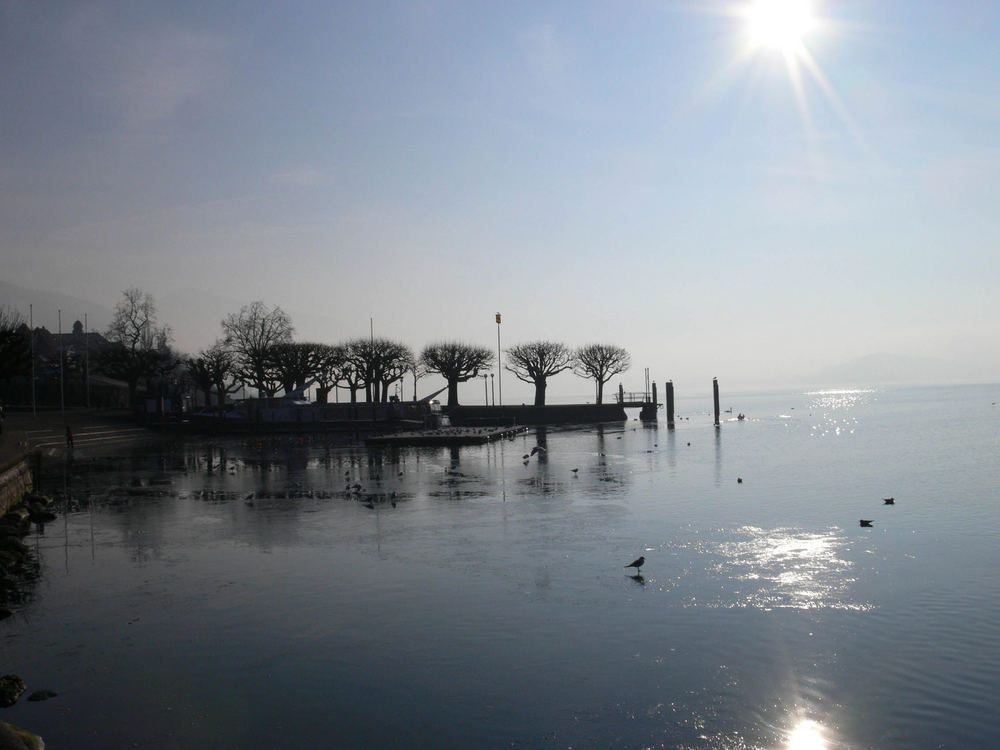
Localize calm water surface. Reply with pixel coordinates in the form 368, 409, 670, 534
3, 385, 999, 748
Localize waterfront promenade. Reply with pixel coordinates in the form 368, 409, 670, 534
0, 409, 157, 468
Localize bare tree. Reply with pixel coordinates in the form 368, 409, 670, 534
221, 301, 293, 397
504, 341, 575, 406
573, 344, 631, 404
0, 306, 30, 382
346, 337, 414, 403
188, 341, 241, 408
267, 342, 322, 396
312, 344, 348, 403
420, 342, 494, 407
100, 288, 173, 406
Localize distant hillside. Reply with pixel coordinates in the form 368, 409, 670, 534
810, 352, 960, 386
0, 280, 112, 333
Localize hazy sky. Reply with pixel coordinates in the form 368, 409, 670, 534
2, 1, 998, 401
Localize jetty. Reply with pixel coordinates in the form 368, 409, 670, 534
365, 425, 526, 447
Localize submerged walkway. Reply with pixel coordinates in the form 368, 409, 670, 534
365, 425, 527, 447
0, 409, 158, 467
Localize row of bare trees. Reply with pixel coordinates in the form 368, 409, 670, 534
1, 291, 632, 409
190, 301, 631, 407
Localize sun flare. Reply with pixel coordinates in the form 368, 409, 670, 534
745, 0, 818, 55
786, 719, 827, 750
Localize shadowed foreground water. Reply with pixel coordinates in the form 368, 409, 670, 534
3, 385, 999, 748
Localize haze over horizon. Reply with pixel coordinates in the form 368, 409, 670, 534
3, 1, 998, 400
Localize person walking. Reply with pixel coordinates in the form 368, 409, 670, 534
65, 425, 73, 449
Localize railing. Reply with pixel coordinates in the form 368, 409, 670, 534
615, 391, 652, 404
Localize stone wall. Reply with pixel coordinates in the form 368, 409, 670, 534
0, 458, 32, 515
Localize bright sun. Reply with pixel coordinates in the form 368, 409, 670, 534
746, 0, 818, 55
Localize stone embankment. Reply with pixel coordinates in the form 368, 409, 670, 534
0, 489, 54, 750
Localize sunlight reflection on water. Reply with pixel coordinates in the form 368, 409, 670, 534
684, 526, 873, 611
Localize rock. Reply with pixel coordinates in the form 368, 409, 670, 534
25, 691, 57, 703
0, 675, 26, 708
0, 720, 44, 750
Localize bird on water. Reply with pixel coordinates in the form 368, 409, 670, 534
860, 519, 874, 527
625, 555, 645, 572
883, 497, 895, 504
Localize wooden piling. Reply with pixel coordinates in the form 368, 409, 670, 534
666, 381, 675, 428
713, 377, 720, 428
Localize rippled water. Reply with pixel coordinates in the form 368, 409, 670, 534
3, 384, 999, 748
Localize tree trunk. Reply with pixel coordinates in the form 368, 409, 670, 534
596, 380, 604, 405
315, 388, 329, 405
534, 379, 546, 406
447, 379, 459, 407
349, 386, 359, 404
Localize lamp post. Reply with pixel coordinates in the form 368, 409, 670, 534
490, 373, 495, 406
495, 312, 502, 406
29, 304, 36, 417
58, 309, 64, 412
482, 373, 488, 404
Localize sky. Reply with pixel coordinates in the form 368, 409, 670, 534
2, 0, 998, 402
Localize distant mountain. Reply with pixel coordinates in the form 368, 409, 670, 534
0, 280, 112, 333
810, 352, 959, 386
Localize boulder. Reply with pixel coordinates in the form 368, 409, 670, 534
0, 720, 44, 750
25, 691, 57, 703
0, 676, 26, 708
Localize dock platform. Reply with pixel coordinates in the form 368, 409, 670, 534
365, 425, 527, 447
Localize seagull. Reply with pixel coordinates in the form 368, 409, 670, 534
860, 519, 874, 527
625, 555, 645, 572
737, 477, 743, 484
530, 446, 546, 456
571, 468, 578, 473
883, 497, 895, 504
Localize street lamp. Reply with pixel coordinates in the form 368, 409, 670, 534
495, 312, 502, 406
482, 373, 488, 404
490, 373, 495, 406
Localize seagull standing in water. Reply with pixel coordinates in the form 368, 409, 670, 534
625, 555, 645, 573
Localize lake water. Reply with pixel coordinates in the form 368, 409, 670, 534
3, 384, 999, 748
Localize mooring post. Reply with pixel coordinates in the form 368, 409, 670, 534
618, 383, 624, 404
713, 377, 720, 428
666, 381, 675, 428
640, 381, 659, 422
